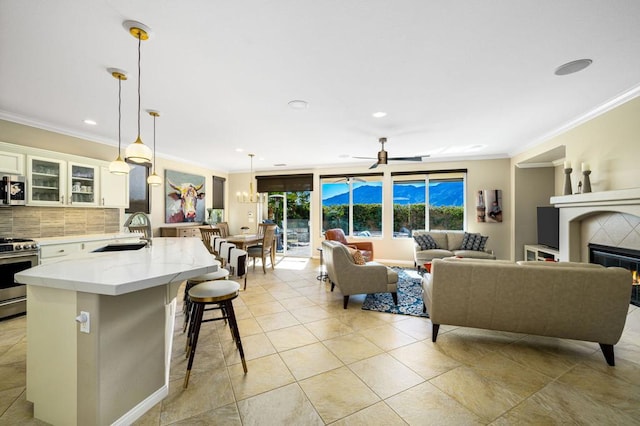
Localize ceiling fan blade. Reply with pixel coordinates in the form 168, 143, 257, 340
369, 162, 379, 169
353, 156, 376, 160
387, 154, 431, 161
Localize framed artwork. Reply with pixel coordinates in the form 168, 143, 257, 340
165, 169, 206, 223
126, 162, 150, 214
477, 189, 503, 223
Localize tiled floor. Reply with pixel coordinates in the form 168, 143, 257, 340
1, 256, 640, 425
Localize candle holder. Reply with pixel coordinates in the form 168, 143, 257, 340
563, 168, 573, 195
582, 170, 592, 193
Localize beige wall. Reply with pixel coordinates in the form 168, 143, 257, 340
510, 95, 640, 260
229, 157, 512, 263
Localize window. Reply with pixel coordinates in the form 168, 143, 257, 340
392, 171, 465, 237
321, 175, 383, 237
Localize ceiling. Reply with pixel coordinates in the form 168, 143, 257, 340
1, 1, 639, 173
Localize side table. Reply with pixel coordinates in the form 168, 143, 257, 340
316, 248, 328, 281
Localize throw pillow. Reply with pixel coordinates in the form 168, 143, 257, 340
460, 232, 479, 250
347, 246, 366, 265
414, 234, 438, 250
460, 232, 489, 251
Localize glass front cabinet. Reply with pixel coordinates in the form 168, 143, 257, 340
68, 161, 98, 206
27, 156, 67, 205
27, 156, 99, 206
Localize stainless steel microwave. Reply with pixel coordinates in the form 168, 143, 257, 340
1, 175, 26, 206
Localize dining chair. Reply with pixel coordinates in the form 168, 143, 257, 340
247, 223, 277, 273
213, 222, 230, 238
227, 247, 248, 290
199, 228, 217, 256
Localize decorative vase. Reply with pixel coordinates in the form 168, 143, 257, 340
563, 168, 573, 195
583, 170, 592, 193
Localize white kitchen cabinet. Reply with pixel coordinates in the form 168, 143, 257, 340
68, 162, 99, 206
99, 166, 129, 208
27, 155, 67, 205
0, 150, 25, 174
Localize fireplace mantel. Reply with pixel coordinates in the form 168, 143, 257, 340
551, 187, 640, 208
550, 188, 640, 262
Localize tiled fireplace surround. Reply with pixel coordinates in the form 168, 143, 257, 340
551, 188, 640, 263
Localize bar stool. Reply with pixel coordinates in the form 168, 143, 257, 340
183, 268, 229, 333
184, 280, 247, 388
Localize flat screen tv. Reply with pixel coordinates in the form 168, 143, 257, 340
537, 206, 559, 250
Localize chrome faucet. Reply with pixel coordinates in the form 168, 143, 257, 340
123, 212, 152, 245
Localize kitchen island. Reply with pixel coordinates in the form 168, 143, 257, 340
16, 237, 219, 426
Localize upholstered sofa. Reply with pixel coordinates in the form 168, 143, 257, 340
322, 240, 397, 309
413, 230, 495, 271
422, 258, 631, 365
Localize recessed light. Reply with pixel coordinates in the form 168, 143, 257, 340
288, 100, 308, 110
235, 148, 244, 152
554, 59, 593, 76
83, 119, 97, 125
372, 112, 387, 118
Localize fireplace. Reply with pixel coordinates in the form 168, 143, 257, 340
589, 243, 640, 307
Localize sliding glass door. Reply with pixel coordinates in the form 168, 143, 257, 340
267, 192, 311, 257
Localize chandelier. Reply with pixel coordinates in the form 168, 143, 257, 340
146, 110, 162, 186
107, 68, 130, 175
237, 154, 266, 203
123, 20, 153, 164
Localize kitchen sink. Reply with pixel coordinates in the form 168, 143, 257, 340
92, 242, 148, 252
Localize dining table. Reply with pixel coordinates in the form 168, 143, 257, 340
224, 234, 263, 251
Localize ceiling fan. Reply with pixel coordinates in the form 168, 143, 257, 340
353, 137, 429, 169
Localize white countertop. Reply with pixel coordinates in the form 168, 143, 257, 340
35, 232, 140, 246
16, 238, 219, 296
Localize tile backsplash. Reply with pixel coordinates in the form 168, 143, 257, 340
0, 206, 121, 238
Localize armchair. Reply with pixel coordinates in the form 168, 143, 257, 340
324, 228, 374, 262
322, 240, 397, 309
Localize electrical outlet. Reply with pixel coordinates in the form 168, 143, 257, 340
75, 311, 91, 333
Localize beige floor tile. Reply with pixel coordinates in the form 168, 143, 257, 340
0, 389, 49, 425
469, 352, 552, 399
246, 300, 286, 317
388, 340, 461, 380
323, 333, 383, 365
390, 316, 431, 340
161, 370, 235, 425
254, 311, 301, 332
493, 380, 638, 424
237, 383, 323, 425
266, 324, 319, 352
217, 316, 264, 342
228, 353, 295, 400
386, 382, 483, 425
556, 363, 640, 419
330, 401, 406, 425
0, 386, 24, 419
280, 342, 343, 380
359, 324, 417, 351
279, 295, 317, 310
349, 353, 424, 399
430, 364, 524, 422
221, 333, 276, 366
304, 317, 355, 341
430, 328, 511, 366
581, 350, 640, 386
289, 305, 334, 323
0, 363, 26, 392
337, 312, 397, 332
169, 402, 242, 425
239, 291, 277, 306
299, 366, 380, 423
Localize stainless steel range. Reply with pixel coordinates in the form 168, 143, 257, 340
0, 238, 39, 320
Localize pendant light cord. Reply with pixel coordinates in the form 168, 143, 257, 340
137, 34, 141, 139
118, 77, 122, 156
152, 115, 157, 172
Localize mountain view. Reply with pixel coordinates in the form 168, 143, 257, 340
322, 182, 463, 206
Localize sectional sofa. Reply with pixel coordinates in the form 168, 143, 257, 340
422, 258, 632, 365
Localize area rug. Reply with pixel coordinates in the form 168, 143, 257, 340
362, 267, 429, 317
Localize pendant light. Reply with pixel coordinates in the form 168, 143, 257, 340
123, 20, 153, 164
146, 110, 162, 186
107, 68, 130, 175
236, 154, 266, 203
